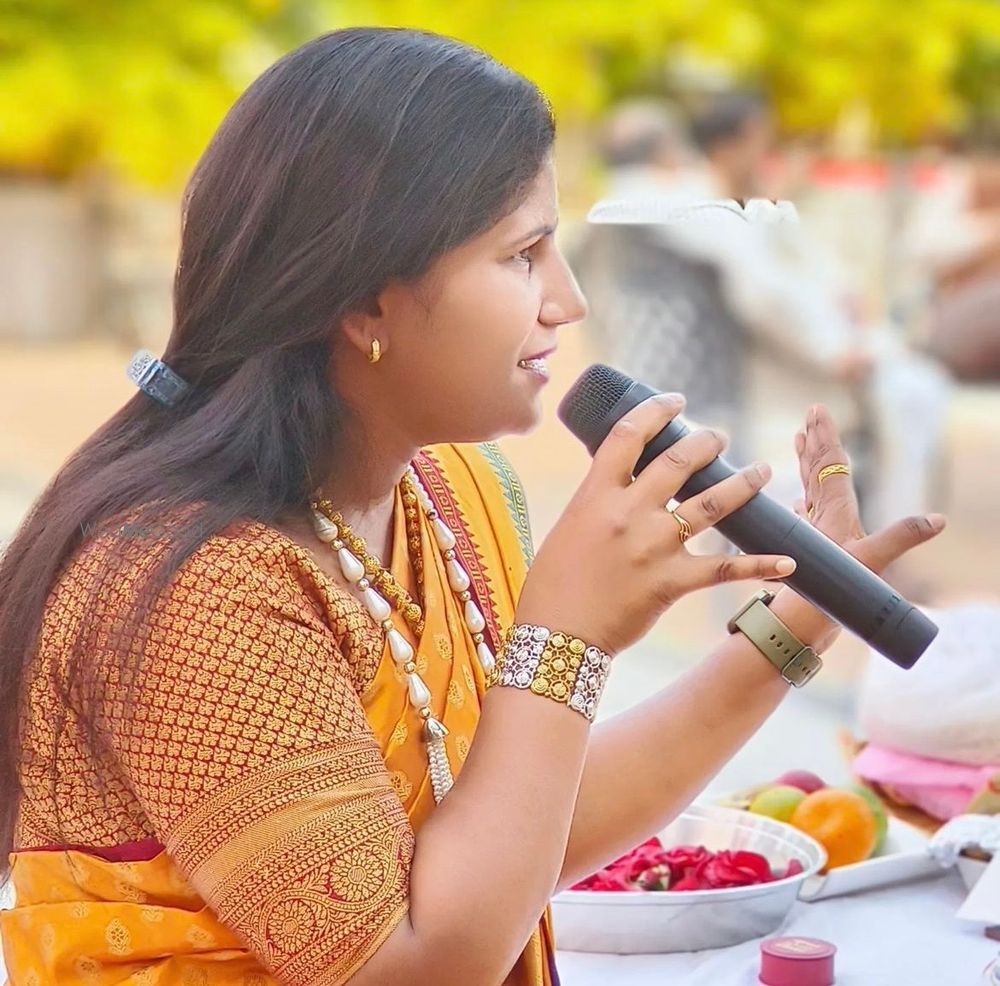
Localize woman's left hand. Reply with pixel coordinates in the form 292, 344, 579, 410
791, 403, 947, 577
769, 402, 948, 652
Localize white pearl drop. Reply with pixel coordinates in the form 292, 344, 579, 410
476, 642, 496, 673
337, 548, 366, 583
312, 514, 340, 543
362, 587, 391, 623
464, 599, 486, 634
432, 517, 457, 550
386, 627, 414, 665
446, 558, 470, 592
407, 672, 432, 708
412, 479, 434, 513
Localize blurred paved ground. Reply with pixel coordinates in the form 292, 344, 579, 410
2, 335, 998, 796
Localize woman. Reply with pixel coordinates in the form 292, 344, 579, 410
0, 27, 945, 986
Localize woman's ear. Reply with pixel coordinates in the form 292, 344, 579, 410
339, 294, 387, 361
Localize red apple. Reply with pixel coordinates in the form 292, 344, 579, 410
774, 770, 826, 794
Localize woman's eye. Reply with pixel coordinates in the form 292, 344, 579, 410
512, 247, 534, 269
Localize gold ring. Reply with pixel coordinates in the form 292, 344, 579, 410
817, 463, 851, 483
668, 506, 693, 544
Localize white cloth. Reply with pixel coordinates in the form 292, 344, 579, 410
930, 815, 1000, 868
858, 603, 1000, 765
554, 871, 992, 985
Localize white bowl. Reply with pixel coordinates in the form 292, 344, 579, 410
550, 803, 826, 953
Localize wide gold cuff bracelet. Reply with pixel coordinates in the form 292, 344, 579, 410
485, 624, 612, 722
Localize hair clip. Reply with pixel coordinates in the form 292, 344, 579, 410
126, 349, 191, 407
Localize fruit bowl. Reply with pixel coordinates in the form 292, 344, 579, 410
714, 771, 949, 899
549, 803, 826, 954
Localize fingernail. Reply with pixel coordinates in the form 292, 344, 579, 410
753, 461, 770, 480
658, 392, 684, 405
776, 558, 797, 574
927, 513, 946, 531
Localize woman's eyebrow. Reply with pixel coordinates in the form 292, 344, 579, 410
506, 220, 558, 248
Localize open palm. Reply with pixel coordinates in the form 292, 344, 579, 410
791, 404, 947, 576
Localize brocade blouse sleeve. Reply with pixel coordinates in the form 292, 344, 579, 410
101, 536, 414, 985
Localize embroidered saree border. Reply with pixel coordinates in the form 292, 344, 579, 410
477, 441, 535, 569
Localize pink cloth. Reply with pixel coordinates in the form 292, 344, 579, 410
852, 743, 1000, 821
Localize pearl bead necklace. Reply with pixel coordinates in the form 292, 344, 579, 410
309, 464, 496, 804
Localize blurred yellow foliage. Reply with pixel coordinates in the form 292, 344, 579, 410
1, 0, 999, 188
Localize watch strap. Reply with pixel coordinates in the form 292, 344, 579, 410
727, 589, 822, 687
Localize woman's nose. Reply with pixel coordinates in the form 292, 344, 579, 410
541, 269, 589, 327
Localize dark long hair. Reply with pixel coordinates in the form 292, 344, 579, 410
0, 26, 555, 873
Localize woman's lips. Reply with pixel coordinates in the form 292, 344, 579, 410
517, 355, 551, 380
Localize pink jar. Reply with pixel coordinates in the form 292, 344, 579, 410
759, 936, 836, 986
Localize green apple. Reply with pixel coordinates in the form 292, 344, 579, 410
851, 784, 889, 856
748, 785, 807, 823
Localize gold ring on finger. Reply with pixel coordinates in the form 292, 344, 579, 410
817, 463, 851, 483
668, 506, 694, 544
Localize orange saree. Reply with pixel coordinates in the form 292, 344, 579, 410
1, 442, 560, 985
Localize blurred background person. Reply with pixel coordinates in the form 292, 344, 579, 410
688, 90, 775, 201
571, 91, 954, 554
567, 98, 754, 477
907, 152, 1000, 384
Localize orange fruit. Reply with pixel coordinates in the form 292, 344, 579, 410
789, 788, 878, 870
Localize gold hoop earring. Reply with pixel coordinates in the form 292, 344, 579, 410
368, 338, 382, 364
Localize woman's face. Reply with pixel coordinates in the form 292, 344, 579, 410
337, 156, 588, 450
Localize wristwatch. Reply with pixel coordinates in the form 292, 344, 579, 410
726, 588, 823, 687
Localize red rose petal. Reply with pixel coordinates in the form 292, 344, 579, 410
781, 858, 804, 879
571, 838, 807, 893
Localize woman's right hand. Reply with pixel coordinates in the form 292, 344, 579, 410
516, 393, 798, 656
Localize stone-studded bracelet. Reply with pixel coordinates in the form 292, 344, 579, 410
484, 624, 613, 722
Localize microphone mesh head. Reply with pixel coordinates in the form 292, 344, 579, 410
557, 364, 636, 453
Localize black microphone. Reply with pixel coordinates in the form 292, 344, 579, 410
557, 364, 938, 669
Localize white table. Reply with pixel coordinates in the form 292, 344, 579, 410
554, 870, 993, 985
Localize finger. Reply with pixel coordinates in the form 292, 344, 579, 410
684, 552, 798, 590
659, 461, 772, 536
852, 513, 947, 573
632, 426, 730, 505
804, 404, 858, 521
589, 393, 686, 489
794, 430, 811, 508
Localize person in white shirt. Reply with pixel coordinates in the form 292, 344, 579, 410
571, 94, 952, 541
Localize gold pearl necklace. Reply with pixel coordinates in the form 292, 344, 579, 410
308, 465, 496, 804
312, 473, 425, 636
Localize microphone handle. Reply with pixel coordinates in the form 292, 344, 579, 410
622, 392, 938, 669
